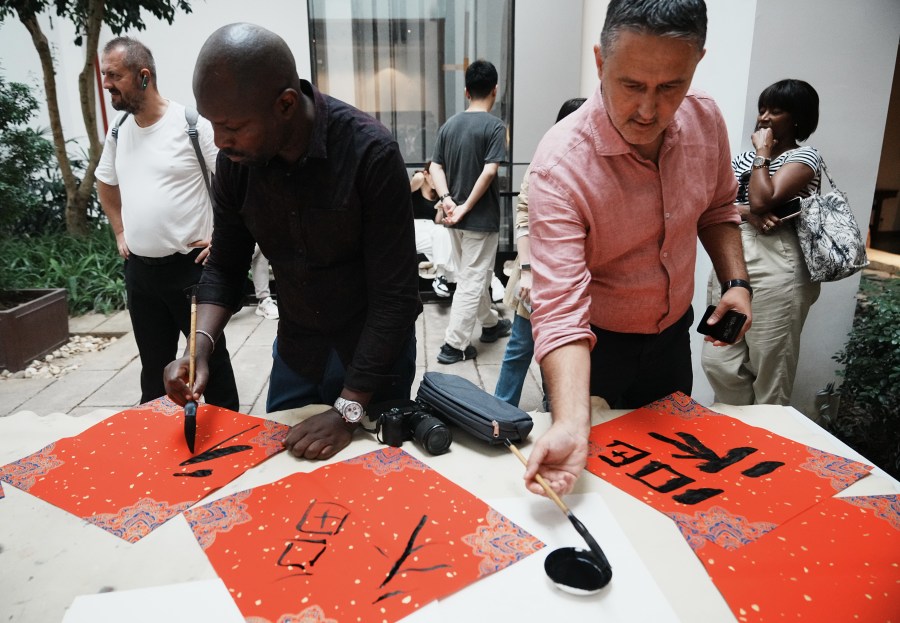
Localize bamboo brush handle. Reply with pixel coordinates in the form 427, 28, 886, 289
188, 295, 197, 389
506, 441, 571, 515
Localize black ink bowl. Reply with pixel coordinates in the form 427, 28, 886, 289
544, 546, 613, 596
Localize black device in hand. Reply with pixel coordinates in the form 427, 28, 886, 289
770, 197, 802, 221
696, 305, 747, 344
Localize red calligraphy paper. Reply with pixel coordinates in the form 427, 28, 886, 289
701, 494, 900, 622
586, 393, 872, 551
0, 397, 289, 542
184, 447, 545, 623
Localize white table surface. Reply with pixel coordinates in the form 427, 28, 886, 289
2, 401, 898, 622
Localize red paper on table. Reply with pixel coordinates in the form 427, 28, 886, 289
701, 494, 900, 622
184, 447, 545, 623
585, 393, 872, 551
0, 397, 289, 542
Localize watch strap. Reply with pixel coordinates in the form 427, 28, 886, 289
721, 278, 753, 299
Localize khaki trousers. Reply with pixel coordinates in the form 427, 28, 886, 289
701, 222, 820, 405
444, 229, 499, 350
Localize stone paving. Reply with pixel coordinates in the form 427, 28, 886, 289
0, 300, 543, 418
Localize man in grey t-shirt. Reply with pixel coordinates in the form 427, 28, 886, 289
429, 59, 510, 364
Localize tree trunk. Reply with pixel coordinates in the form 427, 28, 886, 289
17, 9, 91, 236
73, 0, 106, 232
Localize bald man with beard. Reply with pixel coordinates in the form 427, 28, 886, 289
164, 23, 422, 461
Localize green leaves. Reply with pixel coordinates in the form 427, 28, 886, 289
0, 226, 125, 315
826, 275, 900, 479
0, 72, 57, 234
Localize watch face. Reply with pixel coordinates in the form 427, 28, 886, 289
340, 400, 364, 423
752, 156, 767, 167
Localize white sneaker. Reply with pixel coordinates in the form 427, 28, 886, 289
491, 275, 505, 303
256, 296, 279, 319
432, 275, 451, 298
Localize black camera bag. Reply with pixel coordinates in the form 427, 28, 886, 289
416, 371, 533, 444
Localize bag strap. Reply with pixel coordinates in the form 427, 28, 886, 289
111, 111, 130, 141
184, 106, 212, 198
817, 156, 841, 194
110, 107, 212, 198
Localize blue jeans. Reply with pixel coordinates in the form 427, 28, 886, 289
267, 332, 417, 413
494, 314, 535, 407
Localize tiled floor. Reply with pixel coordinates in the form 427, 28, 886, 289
0, 298, 544, 418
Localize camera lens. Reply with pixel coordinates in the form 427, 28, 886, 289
408, 411, 452, 455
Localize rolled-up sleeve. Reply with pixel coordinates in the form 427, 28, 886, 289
529, 164, 597, 364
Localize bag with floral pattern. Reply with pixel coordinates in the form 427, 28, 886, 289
797, 159, 868, 282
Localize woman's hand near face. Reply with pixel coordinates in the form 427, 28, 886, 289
751, 128, 775, 155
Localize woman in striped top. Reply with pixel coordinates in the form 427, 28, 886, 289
702, 79, 822, 405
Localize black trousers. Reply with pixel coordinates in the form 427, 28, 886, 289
589, 307, 694, 409
124, 251, 240, 410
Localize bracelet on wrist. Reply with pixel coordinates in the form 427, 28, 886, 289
520, 263, 531, 271
720, 279, 753, 300
195, 329, 216, 352
439, 193, 452, 203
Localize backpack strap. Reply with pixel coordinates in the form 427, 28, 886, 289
111, 112, 130, 141
109, 107, 212, 198
184, 106, 212, 197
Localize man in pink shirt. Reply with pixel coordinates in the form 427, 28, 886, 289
524, 0, 753, 497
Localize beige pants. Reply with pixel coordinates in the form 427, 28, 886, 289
701, 222, 820, 405
443, 229, 499, 350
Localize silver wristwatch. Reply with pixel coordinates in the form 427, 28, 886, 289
751, 156, 770, 169
334, 397, 365, 424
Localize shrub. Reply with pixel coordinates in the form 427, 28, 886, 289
0, 226, 126, 315
0, 72, 56, 235
822, 275, 900, 479
0, 68, 102, 241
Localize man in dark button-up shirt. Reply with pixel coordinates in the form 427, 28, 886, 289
164, 23, 422, 460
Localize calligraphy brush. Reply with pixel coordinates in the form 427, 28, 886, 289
184, 292, 198, 453
505, 439, 612, 584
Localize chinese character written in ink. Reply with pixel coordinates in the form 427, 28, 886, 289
373, 514, 452, 604
597, 431, 785, 505
173, 424, 261, 478
277, 500, 350, 577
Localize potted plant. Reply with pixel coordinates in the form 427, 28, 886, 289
0, 289, 69, 373
0, 73, 71, 372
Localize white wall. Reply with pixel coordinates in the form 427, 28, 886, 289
0, 15, 88, 142
512, 0, 584, 190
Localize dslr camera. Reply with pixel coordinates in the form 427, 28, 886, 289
376, 400, 452, 455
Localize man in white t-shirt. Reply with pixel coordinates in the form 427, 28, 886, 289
95, 36, 239, 409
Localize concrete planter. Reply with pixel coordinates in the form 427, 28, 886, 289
0, 288, 69, 373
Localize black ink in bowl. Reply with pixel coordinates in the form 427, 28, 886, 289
544, 546, 612, 595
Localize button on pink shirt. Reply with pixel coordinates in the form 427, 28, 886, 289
529, 87, 739, 364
